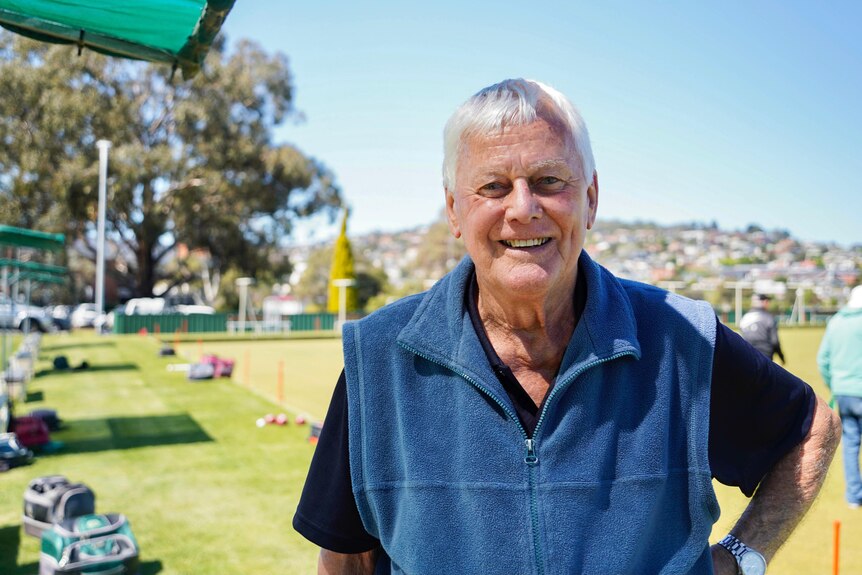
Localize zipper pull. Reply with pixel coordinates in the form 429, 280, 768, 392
525, 438, 538, 465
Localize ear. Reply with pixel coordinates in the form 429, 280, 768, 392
585, 171, 599, 230
445, 188, 461, 238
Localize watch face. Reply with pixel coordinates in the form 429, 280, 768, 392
739, 550, 767, 575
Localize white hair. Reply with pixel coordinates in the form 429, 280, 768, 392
442, 78, 595, 190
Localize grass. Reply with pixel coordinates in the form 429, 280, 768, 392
0, 331, 325, 574
172, 337, 343, 420
0, 326, 856, 574
711, 326, 858, 574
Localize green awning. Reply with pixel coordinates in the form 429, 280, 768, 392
0, 259, 66, 276
0, 0, 236, 78
16, 271, 66, 285
0, 225, 65, 251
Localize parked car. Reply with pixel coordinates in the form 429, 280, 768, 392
46, 305, 72, 331
69, 303, 99, 328
0, 296, 53, 332
51, 315, 71, 332
123, 297, 214, 316
173, 304, 215, 315
98, 304, 125, 332
122, 298, 165, 316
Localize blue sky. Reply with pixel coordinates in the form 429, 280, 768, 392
223, 2, 861, 247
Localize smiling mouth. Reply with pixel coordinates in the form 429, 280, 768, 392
501, 238, 550, 248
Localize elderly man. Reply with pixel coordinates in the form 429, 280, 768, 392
294, 79, 839, 575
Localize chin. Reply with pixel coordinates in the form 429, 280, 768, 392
494, 268, 560, 299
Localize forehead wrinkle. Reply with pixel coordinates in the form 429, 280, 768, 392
479, 158, 578, 177
529, 158, 577, 173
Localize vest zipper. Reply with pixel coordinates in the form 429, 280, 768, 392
525, 437, 543, 575
532, 350, 637, 441
398, 343, 548, 571
398, 342, 635, 575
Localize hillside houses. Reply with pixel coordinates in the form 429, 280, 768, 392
285, 219, 861, 315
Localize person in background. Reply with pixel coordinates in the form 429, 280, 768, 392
294, 78, 840, 575
740, 293, 786, 363
818, 285, 862, 508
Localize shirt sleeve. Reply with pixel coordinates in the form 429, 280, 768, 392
709, 320, 816, 496
816, 326, 832, 388
292, 370, 381, 553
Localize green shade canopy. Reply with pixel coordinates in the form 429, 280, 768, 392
0, 0, 236, 78
0, 259, 66, 276
0, 225, 64, 251
16, 271, 65, 285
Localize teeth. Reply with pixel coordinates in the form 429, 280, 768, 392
503, 238, 549, 248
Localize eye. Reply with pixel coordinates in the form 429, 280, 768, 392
533, 176, 566, 192
478, 181, 509, 198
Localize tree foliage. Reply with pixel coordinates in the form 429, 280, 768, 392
0, 32, 341, 299
406, 212, 466, 280
327, 211, 357, 313
294, 243, 388, 314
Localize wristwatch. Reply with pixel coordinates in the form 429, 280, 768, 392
718, 534, 767, 575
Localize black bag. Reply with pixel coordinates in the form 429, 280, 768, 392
30, 409, 63, 432
52, 356, 70, 370
23, 476, 96, 538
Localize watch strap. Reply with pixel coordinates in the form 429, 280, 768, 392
718, 534, 748, 560
718, 534, 764, 574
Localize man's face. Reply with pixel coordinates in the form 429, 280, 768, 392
446, 117, 598, 301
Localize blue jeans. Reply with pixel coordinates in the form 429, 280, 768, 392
837, 396, 862, 504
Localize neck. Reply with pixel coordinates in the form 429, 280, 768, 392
476, 276, 577, 374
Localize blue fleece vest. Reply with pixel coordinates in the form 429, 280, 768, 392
343, 252, 719, 575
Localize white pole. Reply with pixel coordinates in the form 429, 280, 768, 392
238, 283, 247, 332
235, 277, 254, 333
797, 287, 806, 325
339, 284, 347, 327
332, 279, 356, 332
95, 140, 111, 324
1, 265, 7, 373
23, 279, 31, 337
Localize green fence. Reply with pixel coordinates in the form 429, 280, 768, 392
113, 313, 228, 334
285, 313, 336, 331
113, 312, 337, 334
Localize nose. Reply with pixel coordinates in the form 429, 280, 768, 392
505, 179, 542, 223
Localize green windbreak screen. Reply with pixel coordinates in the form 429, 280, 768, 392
0, 0, 236, 77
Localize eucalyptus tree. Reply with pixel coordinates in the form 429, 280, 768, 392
0, 32, 341, 298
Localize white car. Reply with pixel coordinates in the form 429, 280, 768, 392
123, 297, 166, 315
0, 296, 53, 332
69, 303, 99, 328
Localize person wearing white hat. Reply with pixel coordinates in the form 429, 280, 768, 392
818, 285, 862, 507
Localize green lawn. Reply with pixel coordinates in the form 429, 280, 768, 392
711, 326, 857, 575
172, 336, 343, 421
0, 331, 326, 574
0, 326, 856, 574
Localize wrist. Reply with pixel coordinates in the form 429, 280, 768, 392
718, 534, 767, 575
711, 543, 739, 574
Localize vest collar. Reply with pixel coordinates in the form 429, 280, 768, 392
396, 251, 641, 393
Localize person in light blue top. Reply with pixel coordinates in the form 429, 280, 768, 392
818, 285, 862, 507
